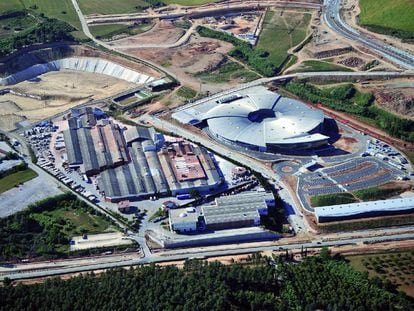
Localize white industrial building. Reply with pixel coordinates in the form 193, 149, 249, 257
315, 197, 414, 223
169, 208, 199, 233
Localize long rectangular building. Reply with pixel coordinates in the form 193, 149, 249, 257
63, 122, 128, 175
201, 192, 274, 230
315, 197, 414, 223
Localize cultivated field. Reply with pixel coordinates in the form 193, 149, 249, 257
256, 10, 311, 69
347, 250, 414, 297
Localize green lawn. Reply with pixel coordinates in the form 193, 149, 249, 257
292, 60, 354, 73
256, 10, 311, 69
195, 61, 260, 83
347, 250, 414, 297
0, 168, 38, 194
311, 193, 357, 207
359, 0, 414, 36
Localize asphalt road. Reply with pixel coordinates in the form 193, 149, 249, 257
323, 0, 414, 70
3, 231, 414, 280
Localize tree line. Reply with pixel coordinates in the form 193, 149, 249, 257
284, 81, 414, 142
0, 14, 75, 57
197, 26, 278, 77
1, 253, 412, 310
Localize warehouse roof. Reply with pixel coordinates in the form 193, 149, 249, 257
315, 197, 414, 220
202, 192, 272, 226
125, 126, 152, 144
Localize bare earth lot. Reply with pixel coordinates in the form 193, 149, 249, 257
0, 71, 135, 131
122, 34, 233, 92
110, 20, 185, 47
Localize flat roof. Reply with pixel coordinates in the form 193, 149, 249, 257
315, 197, 414, 219
169, 208, 199, 224
202, 192, 272, 225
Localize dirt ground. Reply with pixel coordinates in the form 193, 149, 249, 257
333, 136, 359, 153
70, 232, 133, 251
199, 12, 262, 37
0, 71, 135, 131
122, 34, 234, 93
362, 84, 414, 120
110, 20, 185, 46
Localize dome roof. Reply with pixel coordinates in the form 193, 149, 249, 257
204, 88, 326, 148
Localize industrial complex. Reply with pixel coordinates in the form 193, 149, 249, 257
1, 0, 414, 292
60, 109, 224, 202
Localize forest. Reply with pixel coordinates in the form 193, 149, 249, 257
1, 252, 412, 311
284, 81, 414, 142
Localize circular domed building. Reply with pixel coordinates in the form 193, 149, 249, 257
203, 87, 329, 152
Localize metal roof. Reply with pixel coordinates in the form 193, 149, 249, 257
125, 126, 152, 144
201, 192, 272, 225
315, 197, 414, 219
203, 86, 328, 148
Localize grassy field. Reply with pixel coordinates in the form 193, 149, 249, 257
31, 203, 112, 237
0, 0, 81, 30
23, 0, 81, 29
177, 86, 197, 99
291, 60, 354, 73
311, 193, 357, 207
90, 22, 153, 39
195, 61, 259, 83
311, 184, 408, 207
0, 0, 24, 12
0, 13, 38, 37
256, 10, 311, 69
78, 0, 150, 15
359, 0, 414, 36
0, 193, 116, 260
347, 250, 414, 297
0, 168, 38, 194
164, 0, 221, 5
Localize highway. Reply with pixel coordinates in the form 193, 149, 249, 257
323, 0, 414, 70
2, 232, 414, 280
85, 1, 321, 25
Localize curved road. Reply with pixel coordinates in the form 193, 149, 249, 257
70, 0, 177, 78
324, 0, 414, 70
